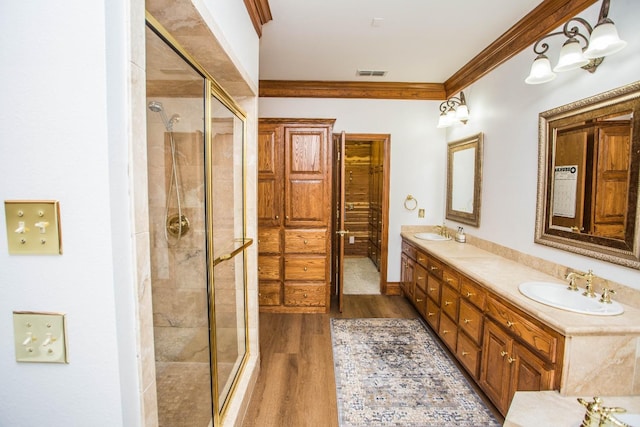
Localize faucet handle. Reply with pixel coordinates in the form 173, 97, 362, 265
599, 288, 616, 304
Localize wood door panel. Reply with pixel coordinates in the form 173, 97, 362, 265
258, 282, 282, 306
258, 255, 281, 281
258, 179, 281, 226
286, 130, 324, 174
258, 128, 278, 175
480, 320, 511, 414
286, 179, 326, 225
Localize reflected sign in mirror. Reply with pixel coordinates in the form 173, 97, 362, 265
535, 82, 640, 269
446, 133, 483, 226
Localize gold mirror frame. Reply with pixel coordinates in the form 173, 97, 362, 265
535, 81, 640, 269
446, 133, 483, 226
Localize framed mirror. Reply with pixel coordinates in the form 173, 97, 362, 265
446, 133, 483, 226
535, 82, 640, 269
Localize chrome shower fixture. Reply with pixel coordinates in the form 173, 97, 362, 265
147, 101, 180, 131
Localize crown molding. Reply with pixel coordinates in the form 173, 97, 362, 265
244, 0, 272, 37
259, 80, 446, 100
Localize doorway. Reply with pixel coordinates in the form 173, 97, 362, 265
332, 134, 390, 304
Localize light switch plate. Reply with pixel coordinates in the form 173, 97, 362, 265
4, 200, 62, 255
13, 311, 68, 363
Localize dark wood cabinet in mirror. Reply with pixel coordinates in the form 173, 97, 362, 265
535, 82, 640, 269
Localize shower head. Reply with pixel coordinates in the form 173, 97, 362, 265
148, 101, 163, 113
148, 101, 180, 131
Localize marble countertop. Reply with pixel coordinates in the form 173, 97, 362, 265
504, 391, 640, 427
401, 232, 640, 336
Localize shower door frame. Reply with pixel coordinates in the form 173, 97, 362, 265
146, 13, 252, 426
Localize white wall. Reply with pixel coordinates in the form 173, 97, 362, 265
0, 0, 130, 425
259, 0, 640, 289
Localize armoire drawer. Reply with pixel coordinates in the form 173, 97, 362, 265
284, 229, 326, 253
258, 282, 282, 306
284, 283, 325, 306
284, 256, 326, 281
257, 227, 281, 254
257, 255, 281, 280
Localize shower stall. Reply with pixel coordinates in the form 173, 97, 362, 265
145, 19, 250, 426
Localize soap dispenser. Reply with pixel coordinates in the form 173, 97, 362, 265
455, 227, 466, 243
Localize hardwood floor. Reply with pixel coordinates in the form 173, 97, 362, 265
242, 295, 419, 427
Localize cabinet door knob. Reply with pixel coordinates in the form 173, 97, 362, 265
303, 293, 308, 298
501, 351, 508, 357
275, 215, 279, 220
442, 330, 449, 335
461, 351, 469, 356
444, 301, 451, 306
304, 266, 308, 271
415, 298, 423, 303
508, 357, 516, 364
466, 292, 474, 298
506, 321, 515, 328
428, 312, 435, 317
463, 318, 471, 324
304, 239, 308, 244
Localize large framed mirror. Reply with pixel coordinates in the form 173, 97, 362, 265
535, 82, 640, 269
446, 133, 483, 226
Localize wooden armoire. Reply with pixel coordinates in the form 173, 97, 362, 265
257, 118, 335, 313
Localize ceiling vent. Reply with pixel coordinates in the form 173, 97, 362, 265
357, 69, 387, 77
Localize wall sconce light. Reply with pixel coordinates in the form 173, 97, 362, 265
437, 91, 469, 128
525, 0, 626, 84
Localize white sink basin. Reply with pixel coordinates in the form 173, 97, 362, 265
518, 281, 624, 316
414, 232, 451, 241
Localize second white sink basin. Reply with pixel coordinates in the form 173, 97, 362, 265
414, 232, 451, 241
519, 281, 624, 316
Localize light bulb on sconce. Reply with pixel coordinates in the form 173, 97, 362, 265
525, 0, 626, 85
437, 91, 469, 128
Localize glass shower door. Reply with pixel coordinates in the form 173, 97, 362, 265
208, 95, 250, 414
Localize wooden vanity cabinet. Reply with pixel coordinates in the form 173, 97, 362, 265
480, 319, 557, 415
399, 237, 564, 416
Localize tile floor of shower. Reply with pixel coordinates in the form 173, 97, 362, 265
156, 361, 236, 427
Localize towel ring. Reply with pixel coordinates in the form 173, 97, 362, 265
404, 195, 418, 211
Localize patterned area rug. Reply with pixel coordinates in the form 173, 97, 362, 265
331, 318, 500, 426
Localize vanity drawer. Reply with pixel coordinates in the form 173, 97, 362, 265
457, 331, 481, 380
438, 312, 458, 352
413, 287, 427, 317
402, 241, 416, 259
284, 283, 325, 307
425, 298, 440, 331
258, 282, 282, 306
441, 284, 459, 322
443, 268, 459, 290
258, 255, 281, 280
284, 256, 326, 281
486, 295, 558, 363
460, 276, 487, 310
414, 264, 428, 293
257, 227, 281, 254
416, 250, 429, 269
428, 257, 444, 280
459, 299, 484, 345
284, 229, 326, 253
426, 276, 441, 305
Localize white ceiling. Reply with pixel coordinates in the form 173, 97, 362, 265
259, 0, 544, 83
